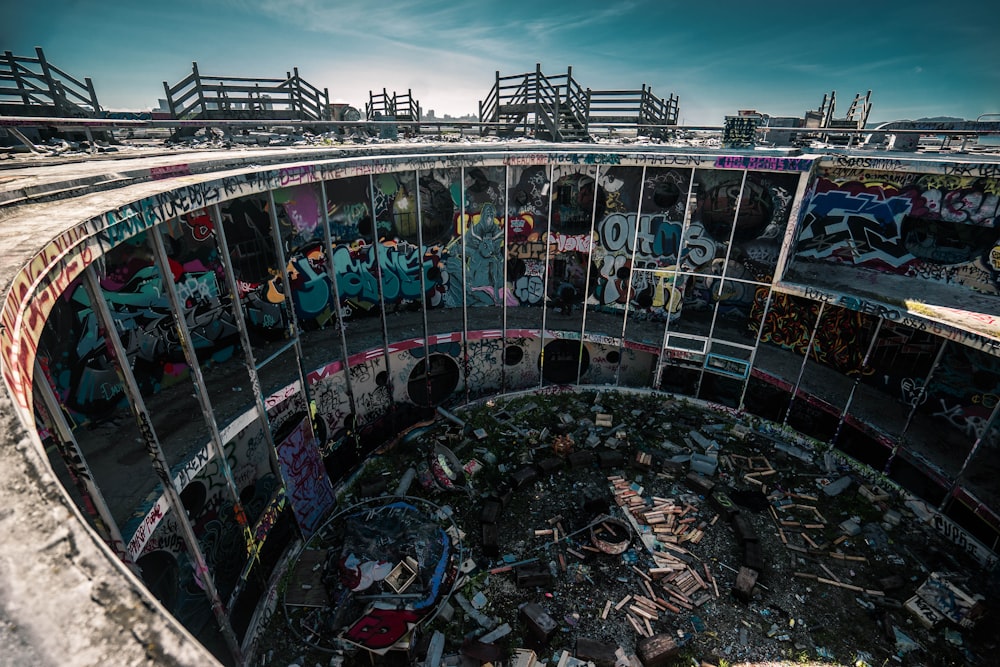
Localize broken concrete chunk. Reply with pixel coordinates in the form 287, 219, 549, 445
635, 634, 679, 666
519, 602, 558, 642
839, 519, 861, 536
822, 476, 852, 496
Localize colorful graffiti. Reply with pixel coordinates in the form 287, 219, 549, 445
275, 416, 335, 539
37, 224, 239, 423
796, 171, 1000, 293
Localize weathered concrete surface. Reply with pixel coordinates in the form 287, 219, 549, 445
0, 388, 222, 666
0, 149, 285, 666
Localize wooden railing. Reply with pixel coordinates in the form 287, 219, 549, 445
366, 88, 421, 123
162, 63, 331, 121
479, 65, 679, 141
0, 47, 101, 117
587, 85, 679, 134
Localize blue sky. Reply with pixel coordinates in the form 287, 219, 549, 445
7, 0, 999, 124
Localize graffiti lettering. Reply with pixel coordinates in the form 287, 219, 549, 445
150, 164, 191, 180
714, 156, 812, 172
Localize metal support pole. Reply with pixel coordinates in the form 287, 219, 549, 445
208, 204, 280, 474
367, 176, 396, 419
147, 228, 245, 522
318, 180, 359, 430
942, 399, 1000, 512
773, 168, 816, 283
738, 288, 775, 412
413, 170, 433, 406
830, 318, 884, 447
697, 169, 747, 398
886, 340, 948, 474
266, 189, 317, 422
502, 164, 511, 394
539, 164, 554, 388
783, 301, 826, 427
577, 165, 601, 386
34, 359, 138, 573
654, 173, 697, 389
460, 168, 470, 404
82, 266, 244, 665
616, 166, 648, 387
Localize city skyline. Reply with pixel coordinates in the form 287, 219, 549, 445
7, 0, 1000, 125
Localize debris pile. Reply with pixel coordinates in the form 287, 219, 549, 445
256, 390, 997, 667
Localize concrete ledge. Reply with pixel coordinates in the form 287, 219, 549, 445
0, 389, 222, 667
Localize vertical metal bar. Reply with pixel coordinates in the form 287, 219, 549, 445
886, 339, 948, 474
33, 359, 138, 573
81, 267, 243, 665
698, 169, 747, 398
831, 318, 884, 446
502, 164, 511, 395
772, 167, 815, 283
267, 189, 316, 423
942, 398, 1000, 511
414, 170, 433, 407
576, 165, 601, 386
653, 169, 696, 389
208, 204, 280, 472
616, 167, 647, 387
538, 164, 554, 388
460, 168, 470, 404
318, 180, 359, 425
367, 176, 395, 419
783, 301, 826, 427
738, 287, 775, 411
147, 228, 244, 513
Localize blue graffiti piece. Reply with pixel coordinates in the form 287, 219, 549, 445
807, 191, 910, 231
291, 257, 333, 316
651, 216, 682, 257
330, 242, 442, 308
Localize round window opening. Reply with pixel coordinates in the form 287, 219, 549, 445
407, 354, 460, 407
504, 345, 524, 366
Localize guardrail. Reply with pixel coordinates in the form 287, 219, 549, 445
1, 47, 101, 117
162, 62, 331, 122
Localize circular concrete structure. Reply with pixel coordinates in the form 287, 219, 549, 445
2, 142, 999, 664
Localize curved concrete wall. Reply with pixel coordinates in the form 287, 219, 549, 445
2, 145, 999, 664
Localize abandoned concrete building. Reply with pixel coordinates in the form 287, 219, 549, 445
2, 53, 1000, 667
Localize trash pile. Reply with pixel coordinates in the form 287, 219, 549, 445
257, 390, 996, 667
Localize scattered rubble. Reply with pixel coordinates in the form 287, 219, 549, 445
256, 390, 998, 666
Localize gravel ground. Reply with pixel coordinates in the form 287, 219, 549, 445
256, 389, 998, 667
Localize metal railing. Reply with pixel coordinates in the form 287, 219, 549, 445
586, 85, 679, 133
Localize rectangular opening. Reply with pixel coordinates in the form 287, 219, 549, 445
665, 333, 707, 354
704, 353, 750, 379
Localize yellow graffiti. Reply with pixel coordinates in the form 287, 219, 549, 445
651, 267, 683, 313
990, 246, 1000, 271
919, 174, 975, 191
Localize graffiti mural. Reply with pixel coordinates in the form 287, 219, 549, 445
36, 219, 240, 424
920, 344, 1000, 448
795, 170, 1000, 294
275, 416, 335, 538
